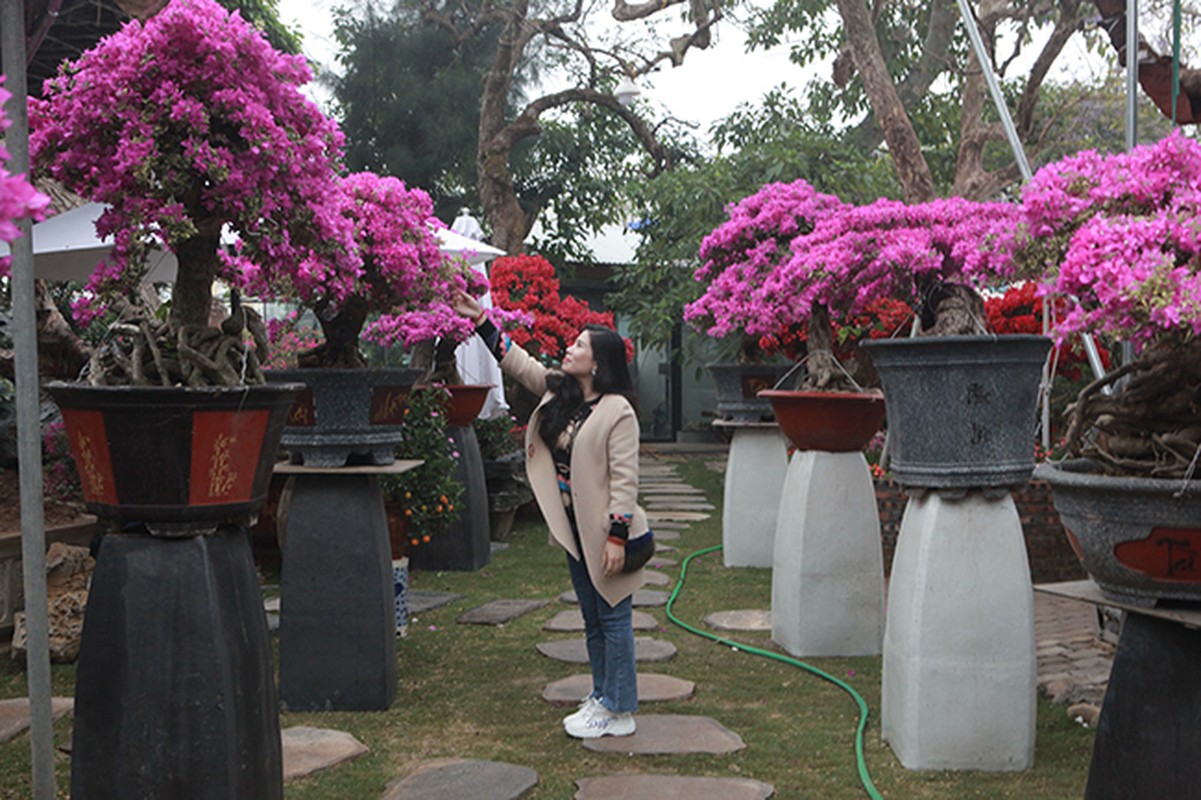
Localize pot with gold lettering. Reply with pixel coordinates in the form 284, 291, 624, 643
47, 382, 301, 537
266, 367, 424, 468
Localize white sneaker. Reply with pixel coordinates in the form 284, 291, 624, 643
562, 696, 602, 728
564, 705, 636, 739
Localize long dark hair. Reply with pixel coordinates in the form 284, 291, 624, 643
538, 325, 636, 447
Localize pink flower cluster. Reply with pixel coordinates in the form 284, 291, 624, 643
997, 131, 1201, 343
27, 0, 344, 317
685, 179, 1016, 338
242, 171, 476, 347
0, 77, 50, 270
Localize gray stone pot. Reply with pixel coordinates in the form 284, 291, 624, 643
266, 367, 424, 467
861, 335, 1050, 490
1036, 459, 1201, 606
706, 362, 793, 424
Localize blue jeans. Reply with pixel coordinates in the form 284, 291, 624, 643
566, 552, 638, 714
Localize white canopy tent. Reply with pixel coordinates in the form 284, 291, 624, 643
0, 201, 505, 281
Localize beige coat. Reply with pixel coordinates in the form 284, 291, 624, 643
502, 344, 648, 606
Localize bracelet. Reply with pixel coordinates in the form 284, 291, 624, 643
472, 310, 487, 325
607, 536, 627, 547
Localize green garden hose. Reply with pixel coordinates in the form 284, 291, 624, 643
664, 544, 885, 800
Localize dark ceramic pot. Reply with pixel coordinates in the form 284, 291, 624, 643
1037, 459, 1201, 606
861, 335, 1051, 490
47, 381, 301, 536
266, 367, 423, 467
707, 363, 793, 424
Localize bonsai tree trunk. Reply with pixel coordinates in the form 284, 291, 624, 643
800, 304, 858, 393
300, 296, 370, 369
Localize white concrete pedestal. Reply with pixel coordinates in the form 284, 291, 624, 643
720, 424, 788, 568
771, 450, 883, 656
882, 491, 1036, 771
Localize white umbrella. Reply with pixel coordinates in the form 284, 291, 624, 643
435, 224, 505, 266
1, 202, 506, 282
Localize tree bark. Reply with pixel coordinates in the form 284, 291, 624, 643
0, 279, 94, 382
169, 233, 220, 331
835, 0, 936, 203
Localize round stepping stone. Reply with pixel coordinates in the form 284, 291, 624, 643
542, 673, 695, 705
457, 599, 549, 625
383, 758, 538, 800
544, 609, 659, 632
575, 775, 774, 799
582, 714, 746, 754
558, 589, 668, 607
281, 726, 368, 782
647, 511, 711, 522
536, 636, 677, 664
704, 609, 772, 632
640, 570, 671, 587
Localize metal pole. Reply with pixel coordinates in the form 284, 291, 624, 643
1126, 0, 1139, 150
955, 0, 1033, 181
1, 2, 57, 796
1123, 0, 1138, 367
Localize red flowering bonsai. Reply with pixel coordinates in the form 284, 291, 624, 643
489, 254, 630, 363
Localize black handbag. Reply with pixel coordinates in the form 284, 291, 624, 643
621, 530, 655, 573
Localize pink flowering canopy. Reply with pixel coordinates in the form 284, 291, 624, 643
28, 0, 346, 326
0, 77, 50, 270
242, 171, 478, 350
686, 184, 1017, 339
992, 131, 1201, 344
684, 179, 846, 339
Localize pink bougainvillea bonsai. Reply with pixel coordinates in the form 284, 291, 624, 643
26, 0, 348, 385
992, 132, 1201, 477
243, 171, 480, 369
686, 179, 1018, 391
0, 76, 50, 266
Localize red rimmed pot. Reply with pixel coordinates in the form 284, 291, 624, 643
758, 390, 886, 452
46, 381, 302, 536
439, 384, 494, 427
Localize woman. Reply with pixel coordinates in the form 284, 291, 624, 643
453, 291, 648, 739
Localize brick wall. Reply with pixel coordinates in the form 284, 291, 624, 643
874, 478, 1085, 584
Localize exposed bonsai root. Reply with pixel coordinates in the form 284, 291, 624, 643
85, 307, 265, 388
1064, 337, 1201, 478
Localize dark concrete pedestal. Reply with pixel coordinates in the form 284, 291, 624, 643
278, 472, 397, 711
71, 527, 282, 799
409, 425, 490, 572
1086, 612, 1201, 799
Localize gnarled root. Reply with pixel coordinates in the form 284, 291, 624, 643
1064, 337, 1201, 478
86, 306, 265, 387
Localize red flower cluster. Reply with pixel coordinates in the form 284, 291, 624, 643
983, 282, 1109, 381
490, 254, 633, 362
757, 297, 914, 360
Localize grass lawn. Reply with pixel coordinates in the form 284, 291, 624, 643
0, 454, 1094, 798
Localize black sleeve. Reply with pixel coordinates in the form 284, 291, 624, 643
477, 318, 504, 363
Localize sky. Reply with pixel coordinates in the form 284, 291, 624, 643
276, 0, 806, 132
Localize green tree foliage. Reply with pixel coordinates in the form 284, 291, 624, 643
610, 90, 900, 350
329, 2, 498, 220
